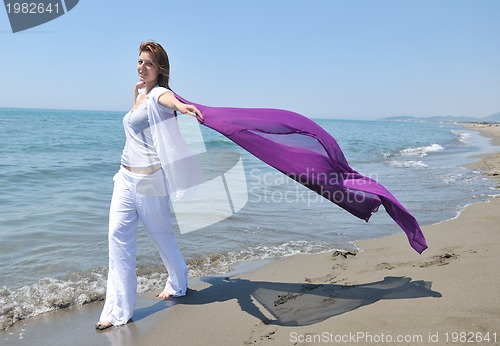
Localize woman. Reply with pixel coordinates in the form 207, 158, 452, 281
95, 41, 203, 330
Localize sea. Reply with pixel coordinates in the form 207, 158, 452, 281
0, 107, 497, 331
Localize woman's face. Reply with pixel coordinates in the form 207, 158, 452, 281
137, 51, 159, 84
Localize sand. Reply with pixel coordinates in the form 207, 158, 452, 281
2, 123, 499, 346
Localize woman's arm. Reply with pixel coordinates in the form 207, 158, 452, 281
158, 91, 204, 121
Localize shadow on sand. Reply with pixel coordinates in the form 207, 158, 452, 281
132, 276, 441, 327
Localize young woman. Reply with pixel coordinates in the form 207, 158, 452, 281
95, 41, 203, 330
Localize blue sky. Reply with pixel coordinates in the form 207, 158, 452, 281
1, 0, 499, 119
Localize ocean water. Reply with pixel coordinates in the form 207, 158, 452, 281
0, 108, 497, 331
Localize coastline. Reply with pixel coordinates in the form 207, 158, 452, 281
2, 124, 499, 346
460, 123, 500, 187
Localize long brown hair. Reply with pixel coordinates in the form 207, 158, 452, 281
139, 41, 171, 89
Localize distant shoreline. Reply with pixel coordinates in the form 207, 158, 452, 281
460, 122, 500, 180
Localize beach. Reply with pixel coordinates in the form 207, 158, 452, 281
2, 123, 499, 346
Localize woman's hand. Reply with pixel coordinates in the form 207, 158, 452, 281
177, 103, 204, 122
134, 81, 146, 103
135, 81, 146, 91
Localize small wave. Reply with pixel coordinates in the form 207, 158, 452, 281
397, 144, 444, 158
387, 160, 428, 169
442, 173, 461, 184
450, 130, 472, 145
186, 240, 339, 277
441, 172, 478, 185
0, 270, 107, 332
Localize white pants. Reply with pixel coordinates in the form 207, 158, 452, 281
99, 167, 188, 326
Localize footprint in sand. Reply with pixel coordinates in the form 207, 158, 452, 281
374, 251, 458, 271
375, 262, 396, 270
418, 252, 457, 268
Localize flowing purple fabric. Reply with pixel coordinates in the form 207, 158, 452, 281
175, 94, 427, 254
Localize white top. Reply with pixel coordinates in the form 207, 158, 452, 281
128, 86, 201, 201
120, 98, 161, 168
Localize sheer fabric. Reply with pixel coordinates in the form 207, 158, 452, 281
145, 87, 202, 200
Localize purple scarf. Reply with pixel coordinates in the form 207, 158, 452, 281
175, 94, 427, 254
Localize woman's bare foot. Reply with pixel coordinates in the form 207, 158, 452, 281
95, 321, 113, 330
156, 291, 173, 299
